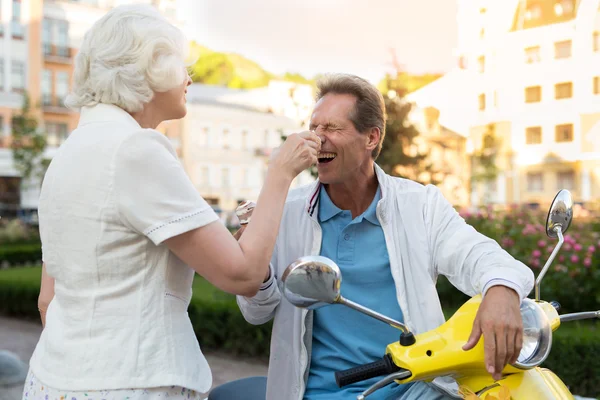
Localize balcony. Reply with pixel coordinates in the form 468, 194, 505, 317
42, 96, 72, 114
43, 44, 72, 64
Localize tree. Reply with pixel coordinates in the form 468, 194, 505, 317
470, 124, 501, 204
11, 94, 48, 183
377, 73, 438, 184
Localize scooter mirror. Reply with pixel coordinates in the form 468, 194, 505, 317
546, 189, 573, 239
280, 256, 341, 309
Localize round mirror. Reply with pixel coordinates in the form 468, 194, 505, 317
546, 189, 573, 238
280, 256, 341, 309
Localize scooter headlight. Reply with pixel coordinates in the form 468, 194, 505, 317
513, 298, 553, 369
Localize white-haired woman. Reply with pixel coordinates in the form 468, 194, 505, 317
24, 4, 319, 400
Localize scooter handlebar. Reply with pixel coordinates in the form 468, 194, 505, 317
335, 354, 405, 388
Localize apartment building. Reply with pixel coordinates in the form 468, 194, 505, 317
463, 0, 600, 206
0, 0, 181, 216
411, 0, 600, 207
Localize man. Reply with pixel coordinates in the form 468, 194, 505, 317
233, 74, 533, 399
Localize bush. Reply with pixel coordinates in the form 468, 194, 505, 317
0, 243, 42, 267
459, 206, 600, 313
0, 218, 39, 244
1, 266, 598, 397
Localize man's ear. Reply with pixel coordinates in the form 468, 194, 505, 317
366, 127, 381, 152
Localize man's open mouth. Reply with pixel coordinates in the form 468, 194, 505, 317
318, 152, 337, 164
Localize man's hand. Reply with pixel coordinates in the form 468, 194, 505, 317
232, 225, 246, 241
462, 286, 523, 381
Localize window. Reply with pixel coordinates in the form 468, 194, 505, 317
56, 21, 69, 57
525, 86, 542, 103
478, 56, 485, 73
222, 128, 230, 149
42, 70, 52, 106
11, 61, 25, 92
11, 0, 23, 39
56, 71, 69, 106
201, 167, 209, 186
554, 0, 574, 16
554, 82, 573, 99
201, 126, 209, 147
594, 76, 599, 95
0, 59, 4, 91
525, 46, 541, 63
525, 4, 542, 20
594, 32, 599, 52
478, 93, 486, 111
42, 19, 52, 55
526, 127, 542, 144
243, 169, 249, 187
557, 170, 575, 190
527, 173, 544, 192
45, 122, 68, 147
555, 124, 573, 142
221, 168, 230, 187
241, 130, 248, 150
554, 40, 572, 59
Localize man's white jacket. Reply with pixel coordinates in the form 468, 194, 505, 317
237, 165, 534, 400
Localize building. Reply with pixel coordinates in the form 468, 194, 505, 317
181, 83, 314, 219
0, 0, 181, 217
413, 0, 600, 207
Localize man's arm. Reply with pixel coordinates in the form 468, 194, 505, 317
233, 211, 282, 325
424, 185, 534, 380
424, 185, 534, 300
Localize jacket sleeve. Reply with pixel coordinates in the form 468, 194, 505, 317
424, 185, 534, 300
236, 250, 282, 325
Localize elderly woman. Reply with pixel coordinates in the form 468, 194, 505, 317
24, 4, 319, 400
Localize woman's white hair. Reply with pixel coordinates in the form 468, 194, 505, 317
65, 4, 188, 113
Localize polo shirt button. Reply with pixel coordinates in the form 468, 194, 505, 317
344, 234, 350, 240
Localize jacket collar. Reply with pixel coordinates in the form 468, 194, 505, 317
305, 163, 390, 220
78, 103, 141, 130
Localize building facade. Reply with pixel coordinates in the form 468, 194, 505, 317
0, 0, 181, 216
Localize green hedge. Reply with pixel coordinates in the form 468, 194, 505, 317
0, 267, 598, 397
0, 243, 42, 266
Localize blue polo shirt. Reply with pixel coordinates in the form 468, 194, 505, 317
304, 185, 412, 400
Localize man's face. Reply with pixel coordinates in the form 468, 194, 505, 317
309, 93, 373, 185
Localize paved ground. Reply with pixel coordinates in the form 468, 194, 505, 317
0, 316, 267, 400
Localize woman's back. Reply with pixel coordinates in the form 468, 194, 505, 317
32, 104, 213, 393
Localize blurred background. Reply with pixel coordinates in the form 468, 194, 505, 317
0, 0, 599, 399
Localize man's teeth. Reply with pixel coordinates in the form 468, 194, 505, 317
319, 153, 336, 159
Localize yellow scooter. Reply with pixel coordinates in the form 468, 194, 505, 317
280, 189, 599, 399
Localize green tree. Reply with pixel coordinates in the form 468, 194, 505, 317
190, 51, 235, 86
471, 124, 501, 203
376, 73, 436, 184
11, 94, 48, 183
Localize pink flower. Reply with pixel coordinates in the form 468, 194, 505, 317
570, 255, 579, 263
517, 218, 524, 225
574, 243, 583, 252
564, 243, 572, 251
538, 240, 547, 248
501, 238, 515, 247
584, 258, 592, 268
559, 255, 565, 262
531, 259, 540, 268
588, 245, 595, 253
532, 250, 542, 258
546, 246, 555, 253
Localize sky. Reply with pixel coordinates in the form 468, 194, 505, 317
177, 0, 459, 84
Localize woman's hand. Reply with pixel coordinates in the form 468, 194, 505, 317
269, 131, 320, 181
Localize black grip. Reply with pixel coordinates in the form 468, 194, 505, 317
335, 354, 400, 388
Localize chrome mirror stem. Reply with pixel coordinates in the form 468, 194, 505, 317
535, 227, 564, 302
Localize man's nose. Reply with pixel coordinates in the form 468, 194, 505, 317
316, 131, 326, 144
